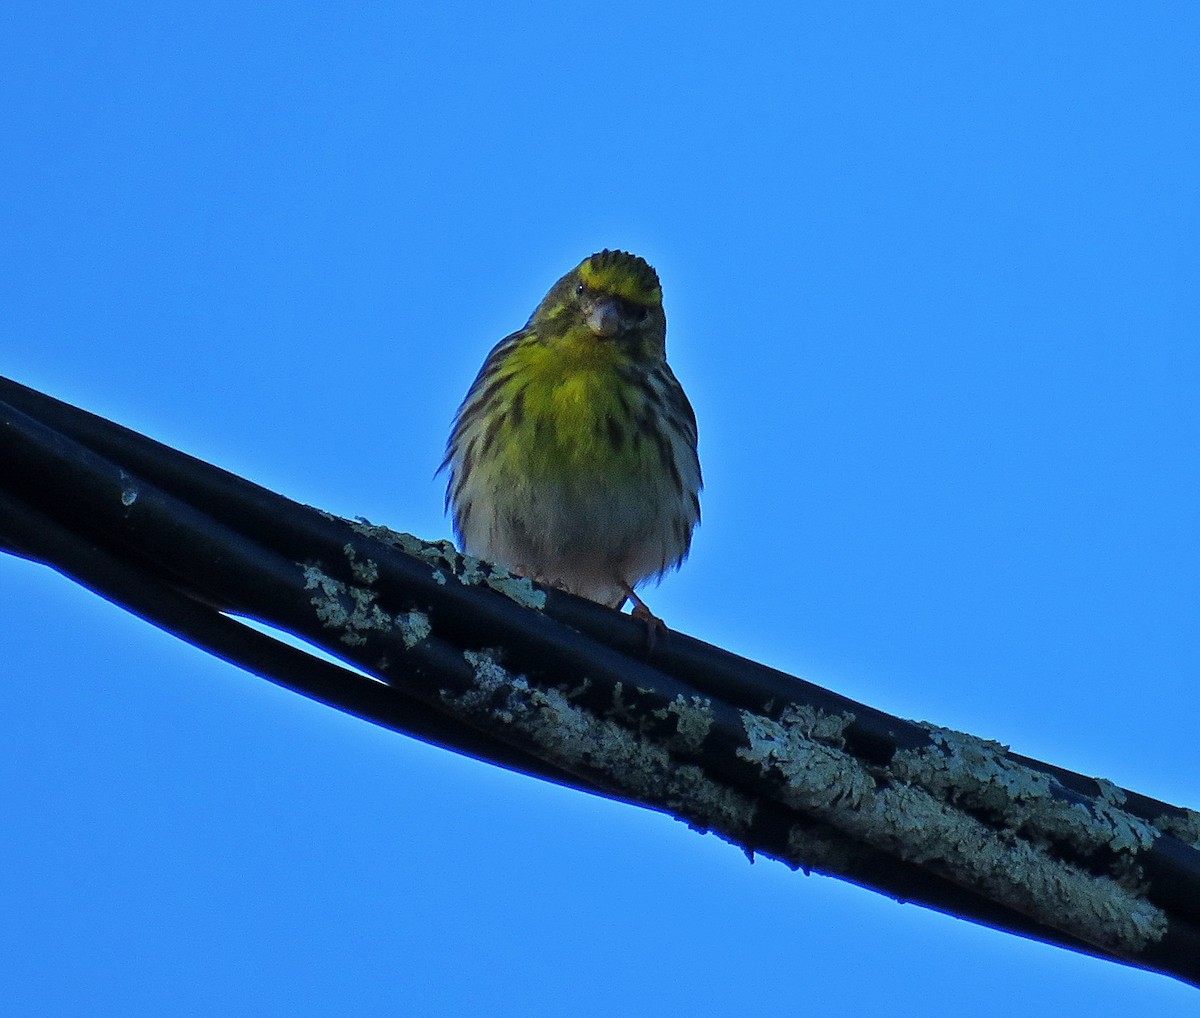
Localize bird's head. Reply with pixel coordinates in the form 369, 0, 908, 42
530, 250, 667, 362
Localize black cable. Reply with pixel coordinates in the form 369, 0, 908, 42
3, 375, 1198, 986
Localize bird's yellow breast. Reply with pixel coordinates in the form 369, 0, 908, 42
499, 332, 649, 477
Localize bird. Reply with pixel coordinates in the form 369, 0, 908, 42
441, 250, 701, 619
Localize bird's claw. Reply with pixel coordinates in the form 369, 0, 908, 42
624, 584, 667, 654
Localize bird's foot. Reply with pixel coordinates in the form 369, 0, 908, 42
623, 584, 667, 653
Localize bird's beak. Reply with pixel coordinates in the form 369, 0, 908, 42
585, 298, 622, 337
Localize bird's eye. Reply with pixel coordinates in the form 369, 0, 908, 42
575, 282, 586, 297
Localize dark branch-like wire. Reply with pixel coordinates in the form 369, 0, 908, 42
0, 487, 617, 797
2, 374, 1198, 987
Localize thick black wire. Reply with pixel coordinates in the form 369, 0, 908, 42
0, 487, 618, 795
4, 375, 1198, 930
5, 485, 1173, 979
3, 375, 1199, 985
1, 378, 1188, 820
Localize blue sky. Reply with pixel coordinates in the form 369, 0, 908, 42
2, 3, 1197, 1013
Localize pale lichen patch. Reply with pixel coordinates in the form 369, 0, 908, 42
736, 704, 1168, 953
343, 543, 379, 584
118, 469, 139, 507
859, 782, 1169, 952
1155, 808, 1200, 851
738, 707, 871, 812
301, 562, 428, 650
397, 608, 432, 649
891, 724, 1158, 860
478, 569, 547, 608
1087, 779, 1161, 856
454, 650, 755, 837
661, 694, 714, 754
782, 703, 854, 746
348, 520, 546, 608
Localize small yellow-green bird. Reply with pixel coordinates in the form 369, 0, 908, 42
442, 250, 701, 617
